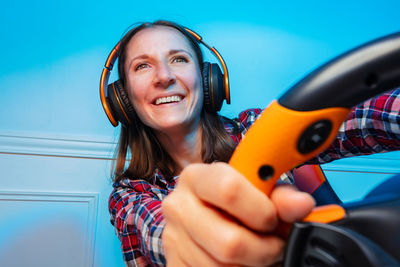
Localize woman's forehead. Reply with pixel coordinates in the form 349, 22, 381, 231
126, 25, 193, 55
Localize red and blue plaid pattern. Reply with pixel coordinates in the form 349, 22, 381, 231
310, 89, 400, 164
109, 174, 178, 266
109, 89, 400, 266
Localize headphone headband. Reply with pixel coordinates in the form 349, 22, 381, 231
100, 42, 120, 126
184, 28, 231, 104
100, 25, 230, 127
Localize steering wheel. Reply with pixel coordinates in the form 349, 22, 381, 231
229, 32, 400, 266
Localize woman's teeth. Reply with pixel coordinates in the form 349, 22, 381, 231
155, 95, 182, 105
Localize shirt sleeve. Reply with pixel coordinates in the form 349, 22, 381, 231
109, 181, 167, 267
236, 108, 263, 136
309, 89, 400, 164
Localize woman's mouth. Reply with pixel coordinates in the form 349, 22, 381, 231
154, 95, 183, 105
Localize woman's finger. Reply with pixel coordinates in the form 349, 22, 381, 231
270, 184, 316, 223
163, 185, 285, 266
163, 225, 188, 267
180, 162, 279, 232
163, 213, 235, 267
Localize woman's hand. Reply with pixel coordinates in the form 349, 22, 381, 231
162, 162, 315, 266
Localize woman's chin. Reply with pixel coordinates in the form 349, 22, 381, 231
152, 116, 200, 134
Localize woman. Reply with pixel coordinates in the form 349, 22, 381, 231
106, 20, 400, 266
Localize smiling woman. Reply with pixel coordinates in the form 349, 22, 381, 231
102, 20, 400, 267
106, 21, 250, 266
103, 21, 318, 267
109, 21, 237, 184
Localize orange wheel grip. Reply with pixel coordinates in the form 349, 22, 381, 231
303, 204, 346, 223
229, 101, 350, 196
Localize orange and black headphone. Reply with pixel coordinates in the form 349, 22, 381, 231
100, 25, 231, 127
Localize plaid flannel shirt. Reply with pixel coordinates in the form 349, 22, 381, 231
109, 89, 400, 267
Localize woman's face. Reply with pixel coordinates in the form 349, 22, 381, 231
124, 25, 203, 133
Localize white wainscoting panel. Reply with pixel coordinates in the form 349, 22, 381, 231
0, 191, 98, 267
0, 132, 125, 267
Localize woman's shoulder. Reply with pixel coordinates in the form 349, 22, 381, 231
220, 108, 263, 144
221, 108, 262, 126
111, 171, 178, 198
108, 177, 170, 232
113, 178, 157, 193
225, 108, 263, 131
109, 178, 168, 210
235, 108, 263, 124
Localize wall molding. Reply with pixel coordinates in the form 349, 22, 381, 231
0, 131, 399, 174
0, 191, 98, 267
0, 131, 116, 159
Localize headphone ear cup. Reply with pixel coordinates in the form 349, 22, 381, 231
202, 62, 225, 112
107, 79, 136, 126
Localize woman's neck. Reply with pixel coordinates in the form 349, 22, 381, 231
155, 121, 203, 175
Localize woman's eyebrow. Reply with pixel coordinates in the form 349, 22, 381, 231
127, 54, 149, 70
169, 49, 194, 58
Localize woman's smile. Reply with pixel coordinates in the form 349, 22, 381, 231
153, 95, 184, 106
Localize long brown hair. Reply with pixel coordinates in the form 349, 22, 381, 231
112, 20, 237, 183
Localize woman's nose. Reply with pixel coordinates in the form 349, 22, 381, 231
153, 63, 176, 88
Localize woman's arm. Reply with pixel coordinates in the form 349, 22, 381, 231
109, 181, 167, 266
310, 89, 400, 164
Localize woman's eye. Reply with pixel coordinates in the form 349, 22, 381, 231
135, 63, 150, 71
172, 56, 188, 63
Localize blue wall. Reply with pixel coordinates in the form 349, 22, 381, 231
2, 0, 400, 135
1, 1, 400, 266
